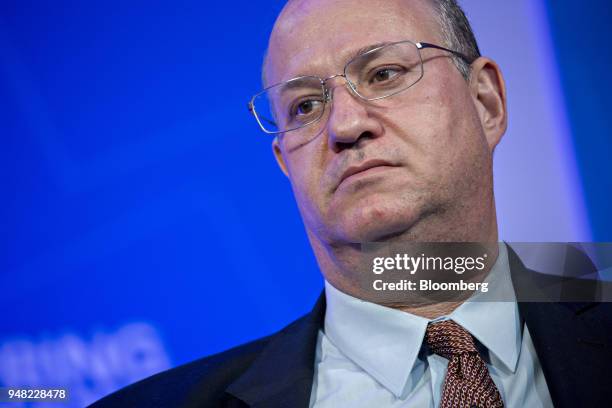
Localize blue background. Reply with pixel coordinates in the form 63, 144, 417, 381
1, 0, 610, 406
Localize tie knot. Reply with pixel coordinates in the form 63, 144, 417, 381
425, 320, 477, 359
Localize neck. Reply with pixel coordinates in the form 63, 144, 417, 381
310, 217, 499, 320
398, 301, 465, 320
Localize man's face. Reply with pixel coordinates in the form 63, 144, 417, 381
267, 0, 498, 245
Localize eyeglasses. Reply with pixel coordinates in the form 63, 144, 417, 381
248, 40, 472, 135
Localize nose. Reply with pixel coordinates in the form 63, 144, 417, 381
326, 82, 383, 152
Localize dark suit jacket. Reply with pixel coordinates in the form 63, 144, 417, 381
90, 247, 612, 408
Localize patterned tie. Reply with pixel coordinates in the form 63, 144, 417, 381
425, 320, 504, 408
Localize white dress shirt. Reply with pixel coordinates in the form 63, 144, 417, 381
309, 244, 554, 407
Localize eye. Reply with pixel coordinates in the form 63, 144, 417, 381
291, 98, 324, 118
369, 67, 403, 84
297, 100, 318, 115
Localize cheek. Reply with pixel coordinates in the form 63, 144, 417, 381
283, 143, 327, 216
384, 85, 461, 166
419, 84, 491, 200
387, 75, 486, 191
422, 81, 480, 152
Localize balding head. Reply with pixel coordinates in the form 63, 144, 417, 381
263, 0, 480, 87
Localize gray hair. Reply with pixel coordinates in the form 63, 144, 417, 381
429, 0, 481, 79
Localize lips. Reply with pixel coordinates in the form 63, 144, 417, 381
337, 159, 396, 190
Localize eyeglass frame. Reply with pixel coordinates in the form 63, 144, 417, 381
247, 40, 474, 135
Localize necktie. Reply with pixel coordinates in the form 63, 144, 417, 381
425, 320, 504, 408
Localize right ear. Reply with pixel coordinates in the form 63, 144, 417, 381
272, 137, 289, 177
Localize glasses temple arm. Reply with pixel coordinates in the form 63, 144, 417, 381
417, 42, 475, 64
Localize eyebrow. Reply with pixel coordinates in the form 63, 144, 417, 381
346, 41, 393, 62
274, 41, 395, 87
277, 77, 323, 95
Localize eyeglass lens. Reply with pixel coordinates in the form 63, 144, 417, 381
253, 41, 423, 134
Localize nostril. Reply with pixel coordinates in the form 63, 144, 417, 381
334, 141, 354, 151
358, 131, 374, 141
333, 131, 374, 152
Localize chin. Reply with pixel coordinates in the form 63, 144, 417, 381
332, 200, 422, 243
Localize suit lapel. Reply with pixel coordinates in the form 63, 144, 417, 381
507, 245, 612, 408
225, 292, 326, 408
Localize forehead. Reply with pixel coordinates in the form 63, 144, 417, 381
266, 0, 441, 84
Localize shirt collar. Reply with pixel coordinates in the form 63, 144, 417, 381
323, 243, 522, 398
449, 243, 522, 373
324, 279, 429, 398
